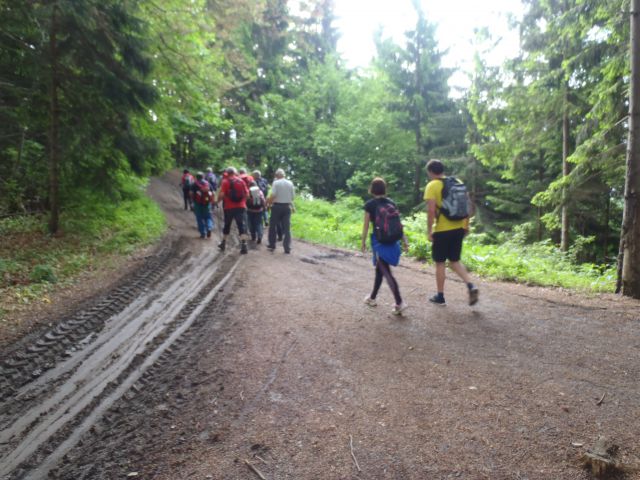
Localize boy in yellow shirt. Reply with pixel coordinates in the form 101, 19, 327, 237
424, 159, 479, 306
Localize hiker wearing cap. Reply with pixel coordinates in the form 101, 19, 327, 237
190, 172, 214, 239
361, 177, 409, 316
266, 168, 295, 254
424, 159, 478, 306
217, 167, 249, 254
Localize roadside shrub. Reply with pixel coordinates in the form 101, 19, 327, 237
293, 195, 616, 293
29, 264, 57, 284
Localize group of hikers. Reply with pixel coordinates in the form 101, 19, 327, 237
179, 159, 479, 315
180, 166, 295, 255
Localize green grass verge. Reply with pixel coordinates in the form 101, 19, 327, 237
292, 195, 616, 293
0, 180, 166, 316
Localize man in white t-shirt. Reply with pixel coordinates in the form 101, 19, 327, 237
266, 168, 295, 253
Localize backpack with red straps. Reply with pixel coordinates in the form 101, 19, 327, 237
181, 173, 194, 189
227, 177, 246, 202
194, 180, 212, 205
374, 200, 403, 244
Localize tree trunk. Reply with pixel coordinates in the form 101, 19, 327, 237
413, 35, 423, 205
560, 89, 570, 251
48, 2, 60, 234
618, 0, 640, 298
537, 155, 544, 241
604, 189, 611, 262
413, 120, 423, 206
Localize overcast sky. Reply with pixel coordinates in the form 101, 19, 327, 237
331, 0, 524, 91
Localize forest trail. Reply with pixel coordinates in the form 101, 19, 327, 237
1, 171, 640, 480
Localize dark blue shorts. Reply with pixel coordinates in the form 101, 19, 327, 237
432, 228, 465, 263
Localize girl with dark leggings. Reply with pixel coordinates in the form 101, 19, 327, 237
361, 177, 409, 315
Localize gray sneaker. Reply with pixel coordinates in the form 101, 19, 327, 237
363, 296, 377, 307
392, 303, 409, 316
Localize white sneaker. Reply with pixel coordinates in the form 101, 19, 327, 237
363, 296, 377, 307
392, 303, 408, 316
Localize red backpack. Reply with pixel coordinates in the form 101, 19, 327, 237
227, 177, 246, 202
181, 173, 194, 188
194, 180, 212, 205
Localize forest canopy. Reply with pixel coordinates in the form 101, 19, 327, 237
0, 0, 634, 272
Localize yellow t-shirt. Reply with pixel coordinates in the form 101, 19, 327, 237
424, 178, 466, 233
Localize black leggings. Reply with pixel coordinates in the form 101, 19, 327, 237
371, 257, 402, 305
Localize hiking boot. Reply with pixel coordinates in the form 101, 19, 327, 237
429, 294, 446, 306
257, 236, 262, 244
218, 240, 226, 251
468, 286, 479, 306
206, 230, 212, 238
363, 296, 377, 307
266, 245, 275, 252
240, 242, 248, 254
392, 303, 409, 316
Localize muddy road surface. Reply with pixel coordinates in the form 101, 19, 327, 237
1, 171, 640, 479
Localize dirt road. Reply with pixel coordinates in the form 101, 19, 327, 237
1, 171, 639, 479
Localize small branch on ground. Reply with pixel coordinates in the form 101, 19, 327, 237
349, 434, 361, 472
596, 392, 606, 405
255, 455, 268, 465
245, 459, 267, 480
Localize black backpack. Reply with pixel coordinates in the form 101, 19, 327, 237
374, 201, 403, 244
439, 177, 469, 220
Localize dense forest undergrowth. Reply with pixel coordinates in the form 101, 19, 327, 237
292, 195, 616, 292
0, 179, 165, 321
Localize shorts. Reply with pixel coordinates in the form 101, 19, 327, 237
431, 228, 465, 263
223, 207, 246, 235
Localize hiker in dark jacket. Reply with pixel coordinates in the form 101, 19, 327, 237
361, 177, 408, 316
180, 169, 194, 210
205, 167, 217, 192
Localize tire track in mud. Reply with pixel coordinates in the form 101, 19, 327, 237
47, 278, 241, 480
0, 241, 242, 479
0, 242, 176, 401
